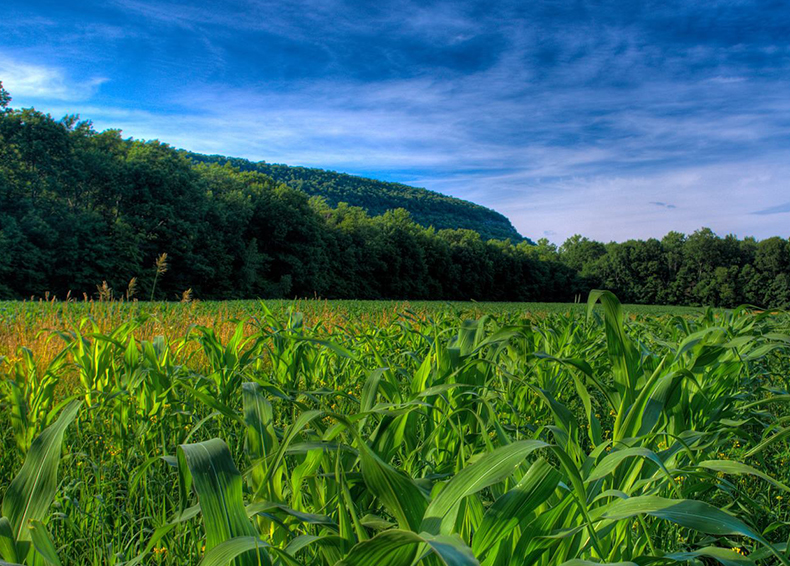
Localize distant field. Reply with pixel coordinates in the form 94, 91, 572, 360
0, 299, 703, 355
0, 299, 704, 348
0, 298, 705, 325
0, 298, 714, 373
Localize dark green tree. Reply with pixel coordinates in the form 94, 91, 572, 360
0, 82, 10, 108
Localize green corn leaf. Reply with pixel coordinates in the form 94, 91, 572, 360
119, 504, 201, 566
1, 400, 81, 544
587, 290, 640, 407
360, 368, 387, 413
697, 460, 790, 492
0, 518, 18, 564
472, 457, 561, 556
330, 413, 428, 532
242, 383, 277, 460
284, 534, 347, 556
359, 515, 396, 531
198, 536, 271, 566
178, 384, 243, 424
665, 546, 755, 566
177, 438, 269, 566
334, 529, 479, 566
246, 501, 337, 529
299, 337, 359, 361
421, 440, 548, 535
601, 496, 758, 536
357, 439, 428, 532
744, 426, 790, 458
626, 368, 693, 439
242, 382, 278, 492
259, 410, 322, 495
587, 447, 679, 494
27, 520, 61, 566
599, 494, 786, 565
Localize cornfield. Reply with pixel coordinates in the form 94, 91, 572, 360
0, 292, 789, 566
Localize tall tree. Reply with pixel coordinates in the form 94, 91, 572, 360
0, 82, 10, 108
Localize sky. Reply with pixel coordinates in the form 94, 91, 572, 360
2, 0, 790, 243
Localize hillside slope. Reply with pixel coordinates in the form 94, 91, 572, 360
188, 153, 527, 242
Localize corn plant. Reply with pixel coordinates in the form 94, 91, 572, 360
0, 346, 70, 455
0, 400, 81, 565
0, 294, 788, 566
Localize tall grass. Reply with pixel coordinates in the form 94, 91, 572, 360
0, 293, 788, 565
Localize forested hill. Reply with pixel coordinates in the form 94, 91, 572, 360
1, 83, 788, 308
187, 153, 527, 242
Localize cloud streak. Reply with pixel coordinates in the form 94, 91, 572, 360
0, 57, 107, 101
753, 202, 790, 216
650, 202, 677, 209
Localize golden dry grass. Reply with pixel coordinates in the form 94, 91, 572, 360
0, 298, 425, 372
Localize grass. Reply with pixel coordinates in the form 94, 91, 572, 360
0, 294, 788, 566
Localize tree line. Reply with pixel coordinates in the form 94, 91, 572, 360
0, 86, 575, 302
551, 231, 790, 308
0, 83, 788, 307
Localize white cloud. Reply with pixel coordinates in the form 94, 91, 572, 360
0, 56, 107, 101
492, 160, 790, 243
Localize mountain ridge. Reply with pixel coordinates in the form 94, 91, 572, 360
187, 152, 529, 243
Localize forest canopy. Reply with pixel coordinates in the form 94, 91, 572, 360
0, 84, 788, 307
187, 153, 527, 242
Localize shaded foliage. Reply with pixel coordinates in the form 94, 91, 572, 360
555, 229, 790, 308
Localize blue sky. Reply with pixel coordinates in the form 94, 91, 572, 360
2, 0, 790, 243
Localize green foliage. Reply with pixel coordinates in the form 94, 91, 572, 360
1, 294, 789, 566
188, 153, 526, 242
0, 82, 10, 109
0, 347, 69, 455
177, 439, 269, 566
559, 230, 790, 308
0, 400, 81, 565
0, 104, 575, 302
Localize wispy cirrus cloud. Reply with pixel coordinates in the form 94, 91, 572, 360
0, 56, 107, 101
